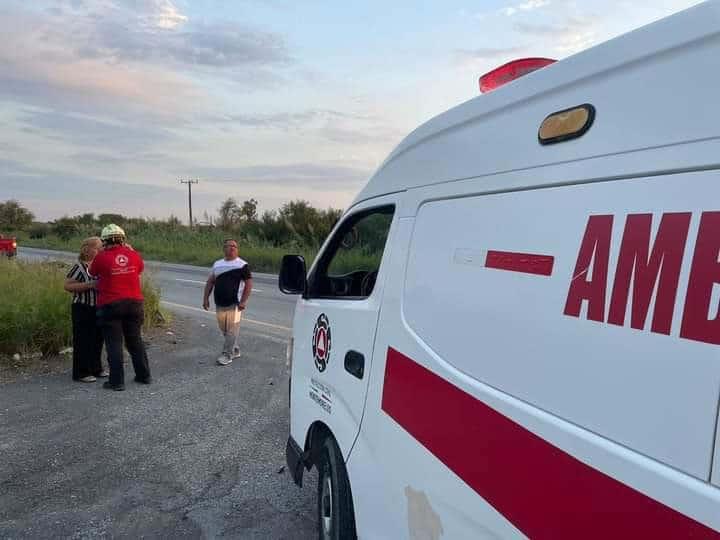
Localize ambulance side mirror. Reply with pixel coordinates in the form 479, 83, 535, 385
279, 255, 307, 296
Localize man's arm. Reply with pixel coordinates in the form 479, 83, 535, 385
203, 273, 215, 310
238, 278, 252, 310
64, 278, 96, 293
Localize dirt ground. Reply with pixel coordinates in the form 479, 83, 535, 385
0, 315, 317, 539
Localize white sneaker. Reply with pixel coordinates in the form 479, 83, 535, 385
231, 347, 242, 360
78, 375, 97, 383
217, 354, 232, 366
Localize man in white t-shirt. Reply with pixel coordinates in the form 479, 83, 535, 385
202, 239, 253, 365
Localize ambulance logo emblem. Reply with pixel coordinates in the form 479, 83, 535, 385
115, 254, 129, 267
312, 313, 332, 372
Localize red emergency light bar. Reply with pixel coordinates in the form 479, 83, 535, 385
479, 57, 556, 93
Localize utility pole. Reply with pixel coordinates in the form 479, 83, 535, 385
179, 179, 199, 229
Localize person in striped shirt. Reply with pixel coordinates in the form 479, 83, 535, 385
64, 236, 108, 383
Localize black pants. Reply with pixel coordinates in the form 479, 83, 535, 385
98, 300, 151, 386
71, 303, 103, 380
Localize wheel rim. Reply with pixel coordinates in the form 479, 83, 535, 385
321, 473, 333, 538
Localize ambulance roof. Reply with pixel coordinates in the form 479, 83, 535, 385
352, 0, 720, 205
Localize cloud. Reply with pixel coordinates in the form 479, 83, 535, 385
149, 0, 188, 29
453, 45, 530, 74
1, 173, 181, 202
0, 0, 293, 123
66, 0, 189, 30
0, 7, 200, 118
78, 20, 291, 68
206, 108, 402, 148
69, 151, 175, 166
68, 153, 127, 165
209, 108, 388, 134
317, 125, 392, 146
0, 159, 38, 176
209, 109, 369, 130
17, 109, 174, 154
515, 16, 592, 36
0, 159, 210, 220
61, 0, 291, 69
514, 16, 600, 53
455, 46, 527, 63
187, 163, 371, 190
502, 0, 551, 16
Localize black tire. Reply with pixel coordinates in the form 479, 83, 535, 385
316, 436, 357, 540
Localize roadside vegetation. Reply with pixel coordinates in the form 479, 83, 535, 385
0, 195, 384, 358
4, 198, 344, 273
0, 258, 166, 357
20, 230, 316, 273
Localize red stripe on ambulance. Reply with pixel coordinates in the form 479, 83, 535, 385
485, 250, 555, 276
381, 347, 720, 539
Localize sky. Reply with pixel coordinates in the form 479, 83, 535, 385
0, 0, 704, 223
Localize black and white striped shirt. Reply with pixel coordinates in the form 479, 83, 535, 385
66, 262, 97, 307
211, 257, 252, 308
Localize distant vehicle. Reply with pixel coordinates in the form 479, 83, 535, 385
0, 234, 17, 257
279, 1, 720, 538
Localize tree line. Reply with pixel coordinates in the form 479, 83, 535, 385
0, 198, 344, 247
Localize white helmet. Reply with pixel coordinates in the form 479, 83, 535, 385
100, 223, 126, 241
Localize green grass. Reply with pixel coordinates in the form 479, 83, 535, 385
17, 228, 390, 276
0, 258, 166, 357
0, 258, 71, 355
141, 271, 168, 328
19, 231, 319, 274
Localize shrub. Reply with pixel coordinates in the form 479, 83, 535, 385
0, 259, 166, 357
28, 223, 50, 239
141, 273, 168, 330
0, 259, 72, 355
52, 217, 80, 241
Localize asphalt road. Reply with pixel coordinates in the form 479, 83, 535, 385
1, 248, 317, 538
17, 247, 297, 336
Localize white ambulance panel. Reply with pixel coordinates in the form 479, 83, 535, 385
404, 170, 720, 479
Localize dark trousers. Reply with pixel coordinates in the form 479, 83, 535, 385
71, 303, 103, 380
98, 300, 151, 386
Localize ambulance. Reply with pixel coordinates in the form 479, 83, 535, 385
279, 2, 720, 537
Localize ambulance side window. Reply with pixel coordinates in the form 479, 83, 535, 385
307, 205, 394, 300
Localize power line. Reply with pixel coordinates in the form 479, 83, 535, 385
179, 179, 199, 229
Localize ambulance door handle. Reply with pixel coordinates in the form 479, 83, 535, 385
344, 350, 365, 380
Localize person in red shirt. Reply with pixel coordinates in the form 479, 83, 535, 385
90, 224, 151, 391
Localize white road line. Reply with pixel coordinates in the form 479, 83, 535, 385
161, 300, 290, 332
174, 278, 263, 292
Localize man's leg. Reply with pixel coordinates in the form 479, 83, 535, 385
122, 301, 151, 382
216, 307, 229, 354
99, 303, 125, 387
227, 307, 243, 358
215, 306, 239, 364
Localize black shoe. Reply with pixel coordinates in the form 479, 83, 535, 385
134, 376, 152, 385
103, 381, 125, 391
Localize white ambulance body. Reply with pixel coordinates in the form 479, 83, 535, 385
280, 2, 720, 537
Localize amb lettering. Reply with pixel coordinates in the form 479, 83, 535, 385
564, 212, 720, 345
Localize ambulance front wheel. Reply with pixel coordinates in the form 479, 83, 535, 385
317, 435, 357, 540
